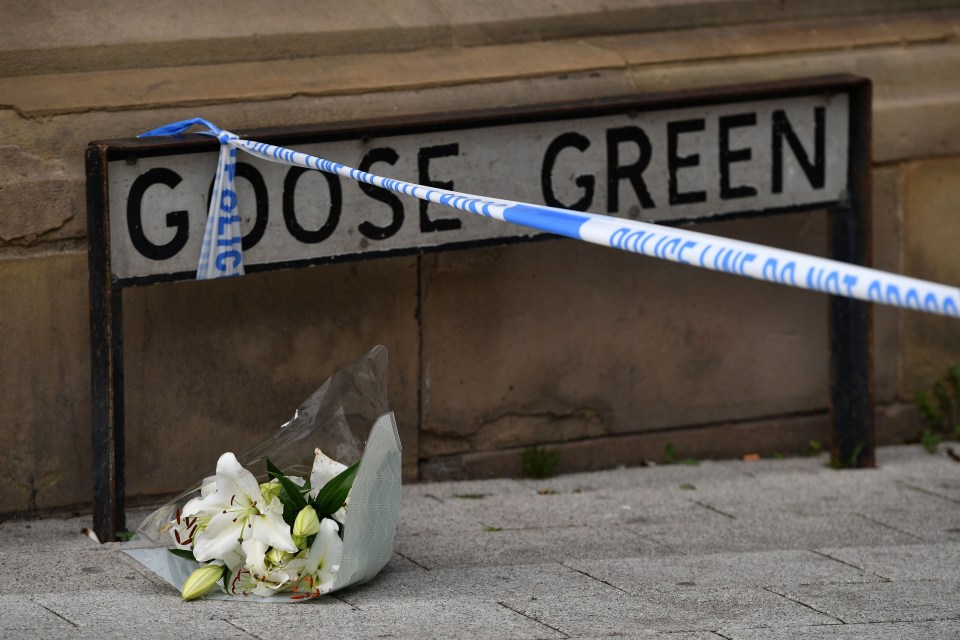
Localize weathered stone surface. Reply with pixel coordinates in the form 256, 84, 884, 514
624, 39, 960, 163
0, 0, 451, 76
0, 146, 77, 243
775, 579, 960, 624
0, 40, 625, 116
872, 166, 903, 405
420, 213, 830, 451
121, 255, 420, 496
0, 252, 419, 514
601, 9, 960, 67
818, 542, 960, 581
567, 549, 880, 592
502, 587, 837, 635
1, 444, 957, 636
4, 1, 952, 77
420, 406, 832, 480
901, 157, 960, 396
0, 253, 92, 513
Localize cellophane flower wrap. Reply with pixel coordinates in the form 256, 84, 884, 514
125, 346, 402, 602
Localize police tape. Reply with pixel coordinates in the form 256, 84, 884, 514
140, 118, 960, 318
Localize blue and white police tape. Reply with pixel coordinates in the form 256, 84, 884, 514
140, 119, 960, 318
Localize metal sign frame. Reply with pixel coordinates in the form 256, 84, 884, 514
86, 75, 872, 542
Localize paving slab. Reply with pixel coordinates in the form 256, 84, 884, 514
0, 594, 75, 632
854, 503, 960, 542
774, 580, 960, 624
816, 542, 960, 581
0, 515, 101, 551
230, 600, 565, 639
685, 469, 941, 518
502, 587, 838, 635
635, 512, 922, 554
31, 588, 347, 627
572, 634, 722, 640
338, 561, 619, 606
441, 485, 729, 531
2, 444, 957, 638
876, 445, 960, 477
0, 547, 160, 596
39, 620, 262, 640
566, 549, 881, 592
395, 523, 662, 570
723, 619, 960, 639
514, 460, 748, 493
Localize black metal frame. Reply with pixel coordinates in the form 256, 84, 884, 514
87, 74, 873, 542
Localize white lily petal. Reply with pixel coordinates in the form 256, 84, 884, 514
199, 476, 217, 497
305, 518, 342, 575
221, 547, 246, 573
250, 511, 298, 553
187, 500, 225, 522
214, 452, 264, 506
192, 512, 243, 563
309, 448, 347, 499
241, 539, 269, 576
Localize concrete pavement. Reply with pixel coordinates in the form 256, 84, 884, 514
2, 444, 958, 638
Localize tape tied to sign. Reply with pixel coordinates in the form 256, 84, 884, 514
138, 119, 960, 318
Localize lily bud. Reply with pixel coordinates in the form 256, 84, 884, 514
259, 481, 282, 500
293, 505, 321, 537
292, 534, 307, 549
181, 564, 224, 601
266, 548, 293, 566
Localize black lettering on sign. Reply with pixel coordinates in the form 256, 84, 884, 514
772, 107, 825, 193
357, 147, 404, 240
206, 162, 269, 250
127, 167, 189, 261
282, 167, 342, 243
667, 118, 707, 205
541, 132, 594, 211
718, 113, 759, 200
418, 143, 462, 233
605, 126, 655, 212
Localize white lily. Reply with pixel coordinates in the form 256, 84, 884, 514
166, 475, 217, 550
310, 448, 350, 524
236, 539, 299, 597
300, 517, 342, 596
182, 452, 298, 568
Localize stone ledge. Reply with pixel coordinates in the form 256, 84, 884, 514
419, 412, 835, 480
2, 10, 959, 118
2, 1, 956, 77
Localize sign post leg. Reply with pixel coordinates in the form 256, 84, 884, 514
828, 81, 874, 468
87, 145, 126, 542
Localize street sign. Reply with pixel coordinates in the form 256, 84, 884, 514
108, 91, 848, 284
87, 76, 873, 543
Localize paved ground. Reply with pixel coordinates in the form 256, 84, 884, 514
2, 444, 959, 639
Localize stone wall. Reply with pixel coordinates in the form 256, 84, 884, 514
2, 1, 960, 513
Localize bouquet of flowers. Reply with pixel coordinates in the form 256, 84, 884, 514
126, 346, 401, 602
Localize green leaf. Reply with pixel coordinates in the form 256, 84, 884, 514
221, 565, 232, 592
922, 428, 943, 454
265, 457, 308, 512
312, 461, 360, 516
664, 442, 677, 464
934, 382, 952, 415
916, 391, 942, 426
168, 548, 197, 561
